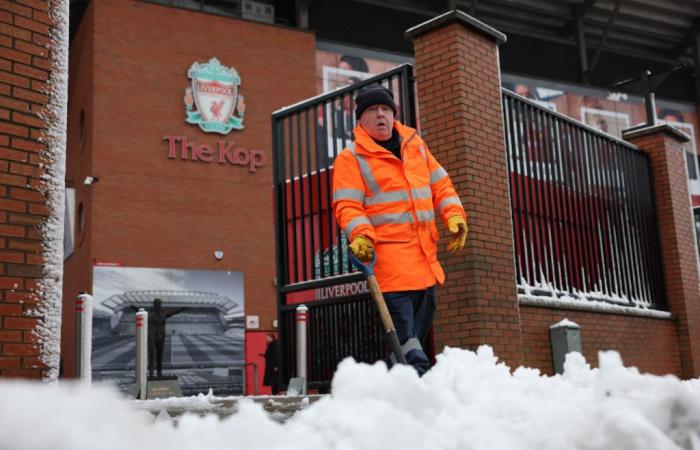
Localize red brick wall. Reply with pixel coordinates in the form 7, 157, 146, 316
520, 305, 681, 375
61, 0, 94, 378
0, 0, 57, 378
61, 0, 317, 376
410, 16, 524, 365
624, 127, 700, 378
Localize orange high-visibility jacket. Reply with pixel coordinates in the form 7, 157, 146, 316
332, 121, 467, 292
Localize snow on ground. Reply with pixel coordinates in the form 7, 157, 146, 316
1, 346, 699, 450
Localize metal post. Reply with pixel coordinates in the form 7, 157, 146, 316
242, 362, 259, 396
550, 319, 582, 375
295, 304, 308, 395
642, 70, 657, 127
252, 362, 258, 396
74, 294, 83, 378
135, 309, 148, 400
75, 293, 93, 382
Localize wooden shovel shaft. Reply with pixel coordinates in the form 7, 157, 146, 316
366, 274, 408, 365
366, 274, 394, 332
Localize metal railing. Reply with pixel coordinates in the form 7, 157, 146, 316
272, 64, 416, 390
280, 296, 384, 391
502, 89, 665, 309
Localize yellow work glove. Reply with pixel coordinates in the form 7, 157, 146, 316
447, 215, 468, 253
348, 235, 374, 262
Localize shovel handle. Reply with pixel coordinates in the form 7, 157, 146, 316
367, 274, 407, 365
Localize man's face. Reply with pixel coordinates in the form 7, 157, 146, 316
360, 104, 394, 141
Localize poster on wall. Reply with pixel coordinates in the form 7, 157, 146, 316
315, 48, 409, 157
502, 74, 700, 205
91, 266, 245, 396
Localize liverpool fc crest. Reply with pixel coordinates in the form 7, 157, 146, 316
184, 58, 245, 134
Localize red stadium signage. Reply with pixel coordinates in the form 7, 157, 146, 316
163, 134, 266, 173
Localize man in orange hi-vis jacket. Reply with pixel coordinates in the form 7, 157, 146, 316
332, 84, 468, 375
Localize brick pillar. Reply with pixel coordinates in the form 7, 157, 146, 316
0, 0, 68, 379
407, 10, 524, 365
623, 124, 700, 378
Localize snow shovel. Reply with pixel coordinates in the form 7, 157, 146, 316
349, 252, 408, 365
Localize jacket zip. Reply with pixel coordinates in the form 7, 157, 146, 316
400, 131, 421, 229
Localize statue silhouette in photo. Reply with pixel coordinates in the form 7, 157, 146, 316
135, 298, 186, 378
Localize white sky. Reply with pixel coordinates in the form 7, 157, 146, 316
2, 345, 699, 450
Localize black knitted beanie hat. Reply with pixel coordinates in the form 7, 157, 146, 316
355, 85, 398, 119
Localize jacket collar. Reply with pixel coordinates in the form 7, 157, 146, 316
353, 121, 418, 158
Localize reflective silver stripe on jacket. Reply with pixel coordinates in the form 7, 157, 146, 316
365, 190, 409, 206
333, 188, 365, 203
430, 167, 448, 184
348, 141, 434, 220
416, 209, 435, 222
369, 212, 414, 226
438, 196, 462, 213
349, 142, 381, 195
418, 145, 427, 160
344, 215, 371, 236
411, 187, 432, 200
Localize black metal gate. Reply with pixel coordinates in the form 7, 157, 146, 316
502, 89, 666, 308
272, 64, 416, 391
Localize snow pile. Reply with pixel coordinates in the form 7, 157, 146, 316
1, 346, 699, 450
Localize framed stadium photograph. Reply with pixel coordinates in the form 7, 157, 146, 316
91, 266, 245, 396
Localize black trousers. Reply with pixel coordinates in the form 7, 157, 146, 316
383, 286, 436, 376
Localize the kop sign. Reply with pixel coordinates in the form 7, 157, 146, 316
164, 57, 265, 173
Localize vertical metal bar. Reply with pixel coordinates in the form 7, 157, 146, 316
541, 110, 564, 292
75, 294, 83, 378
305, 108, 317, 280
634, 151, 655, 304
321, 102, 336, 277
406, 67, 417, 128
533, 108, 555, 288
641, 153, 666, 307
617, 144, 640, 302
313, 106, 326, 279
604, 139, 624, 298
572, 125, 593, 292
570, 126, 589, 293
608, 139, 633, 300
325, 304, 333, 379
551, 117, 572, 293
272, 117, 289, 380
135, 309, 148, 400
581, 132, 600, 294
330, 100, 343, 275
288, 116, 299, 283
522, 103, 545, 285
636, 153, 657, 304
587, 134, 608, 295
514, 99, 535, 286
562, 122, 583, 292
621, 145, 648, 303
548, 112, 569, 292
595, 135, 614, 296
297, 111, 308, 282
611, 141, 631, 301
503, 95, 522, 285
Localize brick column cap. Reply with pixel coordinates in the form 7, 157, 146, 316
622, 123, 690, 143
405, 9, 507, 45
